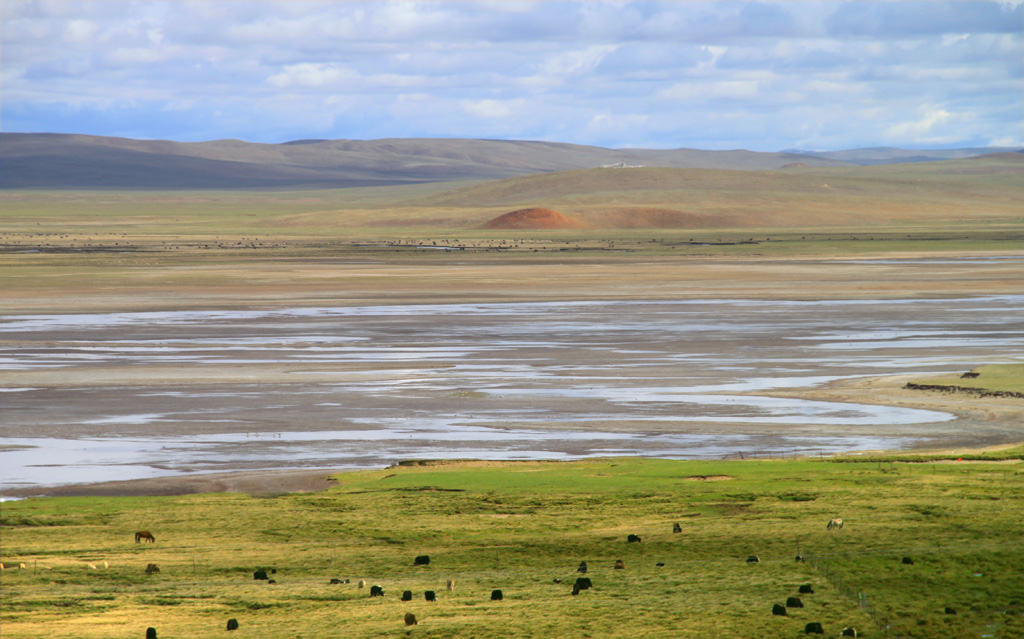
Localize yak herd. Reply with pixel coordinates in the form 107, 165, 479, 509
122, 518, 855, 636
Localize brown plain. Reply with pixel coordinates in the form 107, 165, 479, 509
2, 156, 1023, 497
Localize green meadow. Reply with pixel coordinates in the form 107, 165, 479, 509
918, 364, 1024, 395
3, 455, 1023, 639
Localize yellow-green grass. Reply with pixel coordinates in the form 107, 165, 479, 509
911, 364, 1024, 395
2, 157, 1022, 239
3, 458, 1023, 638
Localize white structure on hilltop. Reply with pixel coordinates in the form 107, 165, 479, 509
601, 160, 646, 168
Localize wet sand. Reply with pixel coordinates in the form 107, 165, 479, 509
2, 468, 342, 498
5, 371, 1021, 500
3, 252, 1023, 498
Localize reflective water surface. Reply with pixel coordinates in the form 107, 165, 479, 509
2, 296, 1022, 490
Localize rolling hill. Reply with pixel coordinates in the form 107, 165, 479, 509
0, 133, 890, 190
2, 133, 1018, 193
406, 155, 1024, 229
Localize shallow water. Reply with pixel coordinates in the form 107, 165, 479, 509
2, 296, 1023, 490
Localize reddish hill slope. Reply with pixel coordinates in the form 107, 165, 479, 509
482, 208, 588, 230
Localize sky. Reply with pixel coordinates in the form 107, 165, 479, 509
2, 0, 1022, 151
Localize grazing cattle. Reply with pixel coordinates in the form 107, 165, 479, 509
574, 577, 592, 591
795, 554, 805, 562
103, 561, 109, 569
446, 579, 455, 591
577, 561, 588, 574
786, 597, 804, 608
145, 563, 160, 575
655, 562, 665, 567
425, 591, 436, 602
267, 579, 276, 584
402, 590, 413, 601
672, 522, 682, 533
826, 518, 844, 531
146, 628, 158, 639
944, 607, 957, 615
627, 534, 642, 543
226, 619, 239, 631
804, 622, 824, 634
253, 569, 269, 580
135, 531, 156, 543
370, 585, 384, 597
961, 372, 980, 379
614, 559, 625, 570
902, 556, 914, 565
19, 563, 26, 569
842, 627, 858, 637
87, 563, 97, 570
798, 584, 814, 594
490, 589, 503, 601
405, 613, 418, 626
746, 555, 760, 563
330, 578, 343, 584
772, 604, 787, 616
358, 580, 366, 588
414, 555, 431, 566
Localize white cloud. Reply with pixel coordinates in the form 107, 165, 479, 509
108, 46, 172, 65
661, 79, 760, 102
267, 63, 353, 89
461, 99, 527, 119
2, 0, 1020, 150
883, 107, 974, 144
63, 18, 99, 43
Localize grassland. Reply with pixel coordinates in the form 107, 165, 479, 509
2, 457, 1023, 639
912, 365, 1024, 395
2, 158, 1023, 314
2, 157, 1023, 638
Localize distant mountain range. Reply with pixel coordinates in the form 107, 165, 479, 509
782, 147, 1024, 165
2, 133, 1020, 190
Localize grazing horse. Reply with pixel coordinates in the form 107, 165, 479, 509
826, 518, 844, 531
135, 531, 156, 543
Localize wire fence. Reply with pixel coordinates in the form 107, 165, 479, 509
804, 551, 905, 639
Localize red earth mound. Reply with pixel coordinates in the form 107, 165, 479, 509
482, 207, 588, 230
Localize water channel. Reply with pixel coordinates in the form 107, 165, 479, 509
2, 296, 1022, 490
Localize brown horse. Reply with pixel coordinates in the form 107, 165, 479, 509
135, 531, 155, 543
827, 518, 844, 531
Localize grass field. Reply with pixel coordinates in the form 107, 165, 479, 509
912, 365, 1024, 395
2, 158, 1022, 313
3, 456, 1023, 639
2, 158, 1023, 638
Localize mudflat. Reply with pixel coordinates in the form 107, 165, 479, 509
3, 258, 1022, 498
3, 172, 1023, 497
4, 250, 1024, 314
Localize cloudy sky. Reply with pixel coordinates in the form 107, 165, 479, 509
2, 1, 1021, 151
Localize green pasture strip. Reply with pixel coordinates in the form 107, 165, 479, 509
906, 364, 1024, 395
828, 444, 1024, 464
3, 458, 1023, 638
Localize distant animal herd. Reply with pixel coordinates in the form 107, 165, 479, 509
2, 519, 860, 636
